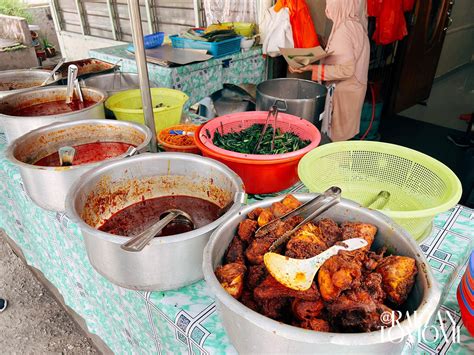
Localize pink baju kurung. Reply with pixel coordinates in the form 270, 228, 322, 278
311, 0, 370, 141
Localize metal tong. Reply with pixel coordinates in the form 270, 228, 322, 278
257, 187, 341, 252
65, 64, 83, 103
253, 105, 279, 154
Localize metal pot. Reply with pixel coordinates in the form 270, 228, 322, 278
80, 72, 159, 96
0, 69, 60, 99
0, 86, 107, 143
5, 119, 151, 212
66, 153, 246, 291
203, 194, 441, 354
256, 78, 327, 125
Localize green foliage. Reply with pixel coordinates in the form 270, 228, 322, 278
41, 37, 53, 49
0, 0, 33, 24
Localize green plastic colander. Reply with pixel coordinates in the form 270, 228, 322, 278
298, 141, 462, 241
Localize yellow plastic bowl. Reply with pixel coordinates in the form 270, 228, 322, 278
105, 88, 189, 133
222, 22, 256, 37
298, 141, 462, 242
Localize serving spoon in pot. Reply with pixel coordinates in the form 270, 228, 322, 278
264, 238, 368, 291
121, 209, 195, 252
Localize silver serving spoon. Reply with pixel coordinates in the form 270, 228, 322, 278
121, 209, 195, 252
264, 238, 368, 291
40, 58, 65, 86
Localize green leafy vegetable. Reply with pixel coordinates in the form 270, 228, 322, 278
212, 124, 310, 155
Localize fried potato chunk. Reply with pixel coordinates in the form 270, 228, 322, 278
215, 263, 247, 299
257, 209, 274, 227
238, 219, 258, 243
271, 201, 292, 218
318, 254, 362, 302
281, 194, 302, 210
376, 255, 418, 305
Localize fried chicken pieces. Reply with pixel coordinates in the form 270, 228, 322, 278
214, 195, 418, 334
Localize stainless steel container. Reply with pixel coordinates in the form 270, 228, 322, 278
81, 72, 159, 96
5, 119, 151, 212
0, 69, 60, 99
0, 86, 106, 143
256, 78, 327, 124
66, 153, 246, 291
203, 194, 441, 354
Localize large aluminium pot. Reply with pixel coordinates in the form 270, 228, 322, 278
66, 153, 246, 291
203, 194, 441, 354
80, 72, 159, 96
5, 119, 152, 212
0, 86, 106, 143
256, 78, 327, 125
0, 69, 59, 99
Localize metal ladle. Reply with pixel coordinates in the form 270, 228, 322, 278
58, 146, 75, 166
65, 64, 78, 104
121, 209, 195, 252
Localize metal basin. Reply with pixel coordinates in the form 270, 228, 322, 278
256, 78, 327, 125
81, 72, 159, 96
5, 119, 151, 212
0, 69, 59, 99
203, 194, 441, 354
0, 86, 107, 143
66, 153, 246, 291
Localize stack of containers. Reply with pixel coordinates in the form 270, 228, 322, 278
457, 251, 474, 335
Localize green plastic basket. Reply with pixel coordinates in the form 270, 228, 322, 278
105, 88, 188, 133
298, 141, 462, 241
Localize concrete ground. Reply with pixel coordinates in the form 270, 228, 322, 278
0, 230, 99, 354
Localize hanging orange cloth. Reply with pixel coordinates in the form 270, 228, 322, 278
275, 0, 319, 48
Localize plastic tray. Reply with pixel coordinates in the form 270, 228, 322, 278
170, 35, 242, 58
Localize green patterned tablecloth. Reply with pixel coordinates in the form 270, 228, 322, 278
0, 132, 473, 354
89, 45, 265, 108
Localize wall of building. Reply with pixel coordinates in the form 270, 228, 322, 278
435, 0, 474, 77
55, 31, 126, 60
27, 5, 61, 51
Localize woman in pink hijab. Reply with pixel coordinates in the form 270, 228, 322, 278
290, 0, 370, 141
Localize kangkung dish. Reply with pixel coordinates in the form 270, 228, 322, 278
215, 195, 418, 333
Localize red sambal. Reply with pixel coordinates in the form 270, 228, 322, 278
34, 142, 134, 166
9, 99, 96, 117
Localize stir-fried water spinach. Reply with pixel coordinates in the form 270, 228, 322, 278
211, 124, 310, 155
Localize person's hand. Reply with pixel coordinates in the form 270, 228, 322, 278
288, 65, 313, 74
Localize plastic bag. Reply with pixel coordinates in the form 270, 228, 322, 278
203, 0, 256, 25
260, 6, 294, 57
373, 0, 408, 45
274, 0, 319, 48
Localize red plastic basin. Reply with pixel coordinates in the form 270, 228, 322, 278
194, 112, 321, 194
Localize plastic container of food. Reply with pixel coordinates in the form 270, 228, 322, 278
222, 22, 256, 37
157, 124, 200, 154
298, 141, 462, 241
105, 88, 188, 133
194, 111, 321, 194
